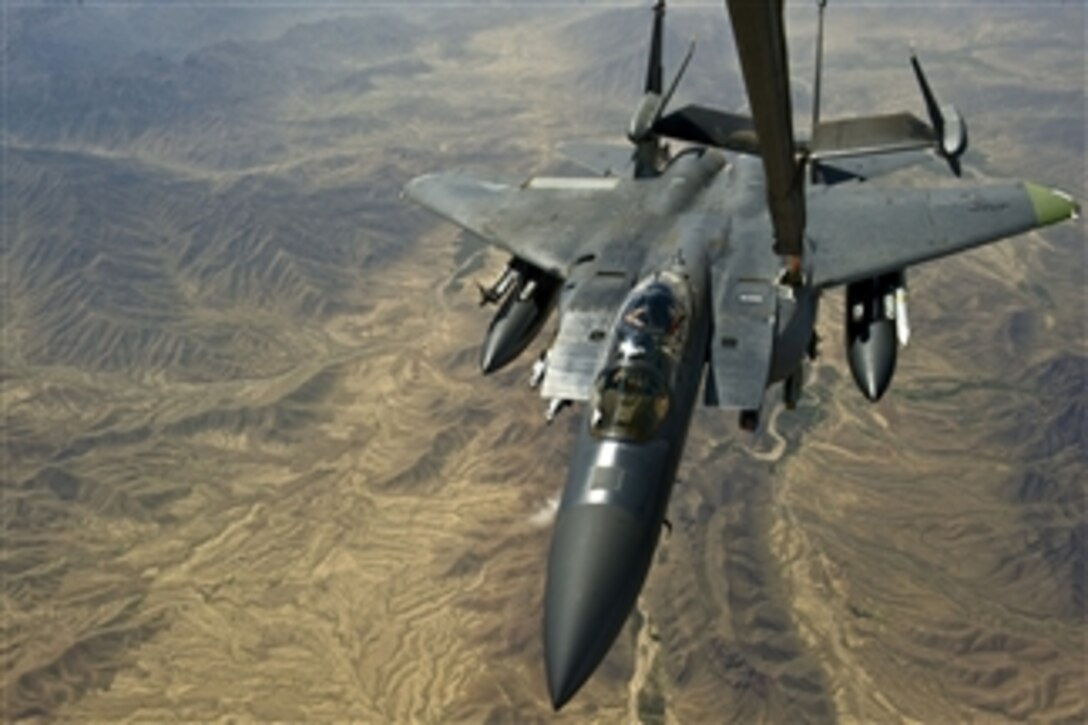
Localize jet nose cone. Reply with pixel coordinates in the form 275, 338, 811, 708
544, 504, 656, 710
848, 320, 897, 402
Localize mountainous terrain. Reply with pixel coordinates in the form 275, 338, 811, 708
2, 2, 1084, 721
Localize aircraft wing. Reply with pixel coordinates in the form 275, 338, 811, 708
404, 171, 635, 278
807, 181, 1079, 288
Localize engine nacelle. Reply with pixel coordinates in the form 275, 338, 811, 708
480, 261, 560, 374
845, 271, 907, 401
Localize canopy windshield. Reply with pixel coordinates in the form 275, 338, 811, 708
590, 271, 692, 442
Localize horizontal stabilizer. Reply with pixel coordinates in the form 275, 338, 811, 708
557, 141, 634, 177
653, 104, 759, 154
808, 112, 935, 160
817, 149, 939, 185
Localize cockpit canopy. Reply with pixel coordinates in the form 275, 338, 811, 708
591, 363, 668, 442
590, 271, 693, 442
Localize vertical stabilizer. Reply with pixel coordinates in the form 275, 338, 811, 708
646, 0, 665, 94
811, 0, 828, 133
810, 0, 828, 182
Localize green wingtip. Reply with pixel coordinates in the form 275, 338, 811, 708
1025, 182, 1080, 226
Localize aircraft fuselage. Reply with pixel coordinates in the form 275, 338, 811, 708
540, 151, 825, 707
402, 1, 1079, 708
543, 197, 714, 707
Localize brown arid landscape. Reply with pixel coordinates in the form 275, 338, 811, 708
2, 1, 1084, 722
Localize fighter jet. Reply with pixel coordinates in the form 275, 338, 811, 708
403, 0, 1078, 710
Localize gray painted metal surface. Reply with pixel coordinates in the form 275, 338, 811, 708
806, 182, 1041, 287
401, 0, 1079, 711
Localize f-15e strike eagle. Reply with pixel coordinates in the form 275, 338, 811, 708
404, 0, 1078, 710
